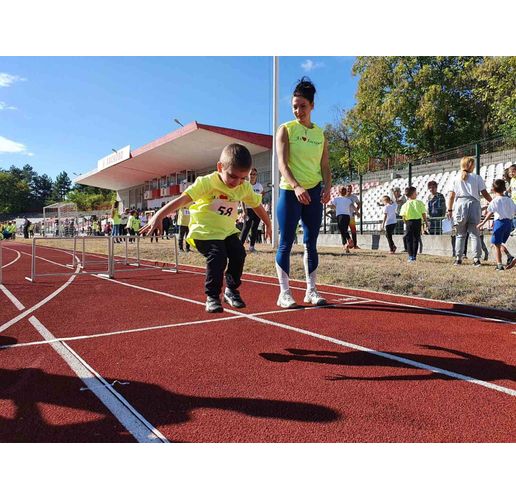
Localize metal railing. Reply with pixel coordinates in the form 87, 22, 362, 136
24, 234, 179, 283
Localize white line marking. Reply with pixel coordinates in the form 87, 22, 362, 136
28, 316, 168, 443
10, 245, 515, 397
1, 248, 21, 269
0, 253, 81, 333
0, 284, 25, 310
93, 275, 516, 398
0, 301, 371, 350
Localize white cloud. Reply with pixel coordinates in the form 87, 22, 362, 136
0, 136, 31, 155
300, 59, 325, 72
0, 72, 26, 87
0, 101, 17, 111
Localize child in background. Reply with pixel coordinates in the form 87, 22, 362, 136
140, 144, 272, 313
380, 195, 398, 253
477, 179, 516, 271
400, 187, 428, 263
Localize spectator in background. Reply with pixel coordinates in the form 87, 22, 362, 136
177, 204, 191, 252
162, 215, 171, 239
330, 185, 355, 254
240, 167, 264, 254
23, 217, 30, 239
392, 186, 407, 240
400, 187, 428, 263
448, 156, 492, 266
381, 195, 398, 253
477, 179, 516, 271
111, 201, 121, 243
120, 208, 130, 239
427, 181, 446, 234
346, 184, 361, 249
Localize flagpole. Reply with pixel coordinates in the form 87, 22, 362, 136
272, 55, 280, 248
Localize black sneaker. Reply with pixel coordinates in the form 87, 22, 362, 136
495, 264, 505, 272
454, 258, 462, 265
506, 255, 514, 268
206, 296, 223, 313
473, 258, 481, 267
223, 288, 246, 308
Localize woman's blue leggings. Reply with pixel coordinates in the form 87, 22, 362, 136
275, 184, 323, 276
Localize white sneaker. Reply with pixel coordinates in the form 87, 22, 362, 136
277, 290, 297, 309
304, 289, 327, 305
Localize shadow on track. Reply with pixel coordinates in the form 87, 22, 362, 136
0, 367, 340, 442
260, 346, 516, 384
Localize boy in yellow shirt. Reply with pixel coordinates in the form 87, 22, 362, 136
400, 187, 428, 263
141, 144, 272, 313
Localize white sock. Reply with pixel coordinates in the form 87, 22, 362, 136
303, 244, 317, 292
275, 261, 290, 294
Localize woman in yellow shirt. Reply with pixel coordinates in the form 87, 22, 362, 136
275, 77, 332, 308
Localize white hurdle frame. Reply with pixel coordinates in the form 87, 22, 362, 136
0, 239, 3, 284
24, 235, 179, 283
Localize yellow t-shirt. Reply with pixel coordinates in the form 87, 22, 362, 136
400, 199, 427, 220
177, 204, 192, 227
184, 171, 262, 242
510, 177, 516, 203
279, 120, 324, 190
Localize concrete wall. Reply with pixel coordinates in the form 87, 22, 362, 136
317, 232, 516, 257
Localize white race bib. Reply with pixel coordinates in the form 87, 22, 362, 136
210, 198, 239, 218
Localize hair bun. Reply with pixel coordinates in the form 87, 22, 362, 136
293, 76, 316, 103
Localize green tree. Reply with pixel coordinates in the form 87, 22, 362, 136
0, 171, 31, 213
32, 174, 54, 208
51, 171, 72, 202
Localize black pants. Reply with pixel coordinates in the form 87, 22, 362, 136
178, 225, 190, 250
194, 234, 246, 299
385, 223, 396, 251
337, 214, 351, 246
240, 209, 260, 246
404, 219, 422, 259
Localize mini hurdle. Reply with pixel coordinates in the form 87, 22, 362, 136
24, 235, 179, 283
0, 239, 3, 285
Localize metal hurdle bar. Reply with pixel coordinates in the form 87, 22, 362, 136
24, 235, 179, 283
25, 236, 113, 283
109, 234, 179, 275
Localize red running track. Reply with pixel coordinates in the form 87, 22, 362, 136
0, 241, 515, 442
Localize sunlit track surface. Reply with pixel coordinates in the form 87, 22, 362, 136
0, 241, 515, 443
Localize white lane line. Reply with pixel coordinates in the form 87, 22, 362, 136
0, 301, 372, 350
0, 284, 25, 310
12, 247, 515, 396
177, 263, 515, 325
0, 255, 80, 333
1, 248, 21, 269
28, 316, 168, 443
93, 275, 516, 398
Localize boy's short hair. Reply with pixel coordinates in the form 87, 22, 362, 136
382, 195, 391, 202
219, 143, 253, 171
492, 179, 506, 193
427, 180, 437, 188
406, 186, 417, 197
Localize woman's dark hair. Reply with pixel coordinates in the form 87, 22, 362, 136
293, 77, 316, 103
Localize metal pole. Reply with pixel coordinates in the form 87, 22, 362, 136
359, 174, 363, 235
136, 235, 140, 267
82, 237, 86, 267
271, 55, 280, 249
174, 234, 179, 272
31, 237, 36, 282
0, 239, 3, 285
475, 142, 481, 175
125, 234, 128, 265
108, 236, 114, 279
72, 236, 77, 267
408, 162, 413, 187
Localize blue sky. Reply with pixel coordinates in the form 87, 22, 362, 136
0, 57, 357, 182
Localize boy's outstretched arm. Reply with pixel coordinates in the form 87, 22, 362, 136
251, 204, 272, 243
477, 210, 493, 229
139, 193, 193, 236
